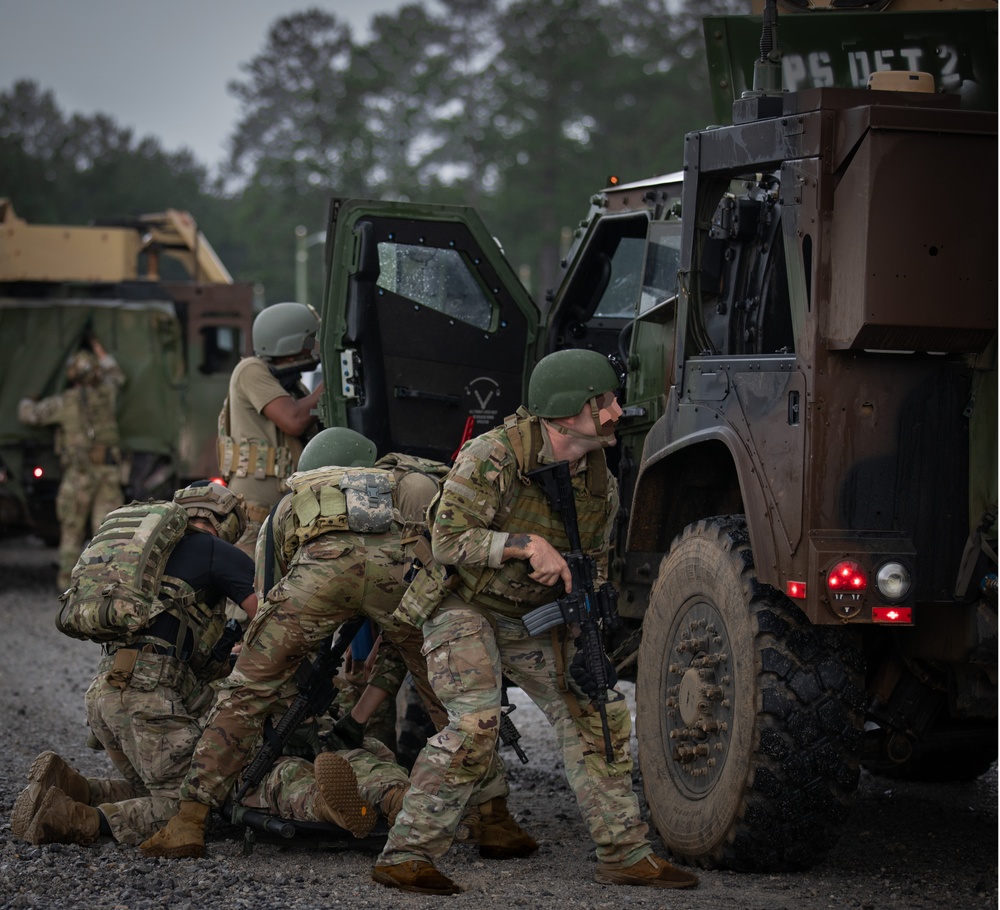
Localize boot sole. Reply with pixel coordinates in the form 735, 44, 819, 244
11, 783, 45, 839
313, 753, 376, 838
28, 751, 90, 804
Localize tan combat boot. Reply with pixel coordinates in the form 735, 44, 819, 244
11, 751, 93, 837
139, 800, 211, 858
380, 784, 408, 826
594, 853, 700, 889
20, 788, 101, 845
372, 860, 463, 895
477, 796, 539, 859
313, 752, 377, 838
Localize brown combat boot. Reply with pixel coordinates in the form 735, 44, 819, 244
594, 853, 699, 889
477, 797, 539, 859
139, 800, 210, 858
313, 752, 377, 838
380, 784, 408, 827
20, 788, 101, 846
29, 751, 93, 802
11, 751, 93, 837
372, 860, 463, 895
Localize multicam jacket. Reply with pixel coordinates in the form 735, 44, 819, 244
17, 353, 124, 469
430, 407, 618, 618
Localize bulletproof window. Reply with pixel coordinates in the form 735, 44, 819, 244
639, 227, 682, 315
376, 243, 495, 331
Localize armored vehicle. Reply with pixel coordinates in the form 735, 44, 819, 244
0, 202, 256, 542
317, 0, 997, 871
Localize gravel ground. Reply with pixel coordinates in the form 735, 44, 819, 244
1, 535, 996, 910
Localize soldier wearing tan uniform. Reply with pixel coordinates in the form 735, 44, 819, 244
18, 337, 125, 589
217, 302, 324, 558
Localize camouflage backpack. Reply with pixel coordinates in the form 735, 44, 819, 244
56, 500, 189, 643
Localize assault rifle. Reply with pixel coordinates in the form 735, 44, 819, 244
522, 460, 621, 763
228, 615, 366, 839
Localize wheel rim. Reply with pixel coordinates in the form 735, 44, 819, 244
662, 595, 736, 799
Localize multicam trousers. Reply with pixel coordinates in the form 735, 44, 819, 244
56, 464, 122, 589
84, 651, 213, 845
243, 739, 408, 820
182, 536, 507, 810
84, 652, 406, 843
378, 600, 653, 868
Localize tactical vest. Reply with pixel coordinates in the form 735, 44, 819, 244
280, 466, 398, 565
453, 409, 612, 616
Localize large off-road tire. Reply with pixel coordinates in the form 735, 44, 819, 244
636, 515, 865, 871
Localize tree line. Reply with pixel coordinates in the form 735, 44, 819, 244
0, 0, 742, 305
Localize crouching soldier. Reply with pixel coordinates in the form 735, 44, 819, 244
140, 428, 534, 859
12, 482, 257, 846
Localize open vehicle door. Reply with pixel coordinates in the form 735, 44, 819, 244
318, 199, 540, 464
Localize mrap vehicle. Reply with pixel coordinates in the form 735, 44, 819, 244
0, 202, 256, 543
316, 0, 997, 871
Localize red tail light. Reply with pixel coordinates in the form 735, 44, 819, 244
827, 559, 867, 592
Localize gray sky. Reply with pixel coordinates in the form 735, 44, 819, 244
0, 0, 413, 173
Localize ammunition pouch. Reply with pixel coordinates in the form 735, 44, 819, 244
217, 435, 293, 482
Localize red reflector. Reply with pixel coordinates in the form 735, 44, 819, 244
786, 581, 807, 599
209, 477, 227, 487
872, 606, 913, 624
32, 466, 44, 478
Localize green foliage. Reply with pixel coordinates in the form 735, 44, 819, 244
0, 0, 739, 304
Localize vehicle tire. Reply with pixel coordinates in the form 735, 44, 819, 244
636, 515, 865, 871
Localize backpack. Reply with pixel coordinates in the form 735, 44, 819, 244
56, 500, 190, 643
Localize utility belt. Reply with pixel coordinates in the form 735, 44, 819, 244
98, 646, 197, 700
218, 435, 292, 482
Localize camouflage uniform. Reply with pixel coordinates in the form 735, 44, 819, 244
17, 352, 125, 588
379, 409, 655, 869
181, 465, 507, 811
82, 530, 255, 845
243, 740, 407, 821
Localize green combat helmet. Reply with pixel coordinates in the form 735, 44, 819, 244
527, 349, 619, 418
173, 482, 248, 544
298, 427, 378, 472
252, 302, 320, 361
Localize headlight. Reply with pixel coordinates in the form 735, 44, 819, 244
875, 561, 911, 602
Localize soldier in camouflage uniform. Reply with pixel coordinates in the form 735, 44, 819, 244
372, 350, 700, 895
11, 483, 257, 846
17, 337, 125, 588
140, 428, 534, 860
216, 302, 324, 565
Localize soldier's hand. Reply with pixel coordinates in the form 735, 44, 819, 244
331, 712, 365, 750
505, 534, 572, 590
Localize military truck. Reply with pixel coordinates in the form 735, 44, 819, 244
0, 201, 256, 542
316, 0, 997, 872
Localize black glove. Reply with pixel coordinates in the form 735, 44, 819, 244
570, 635, 617, 700
330, 712, 365, 750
